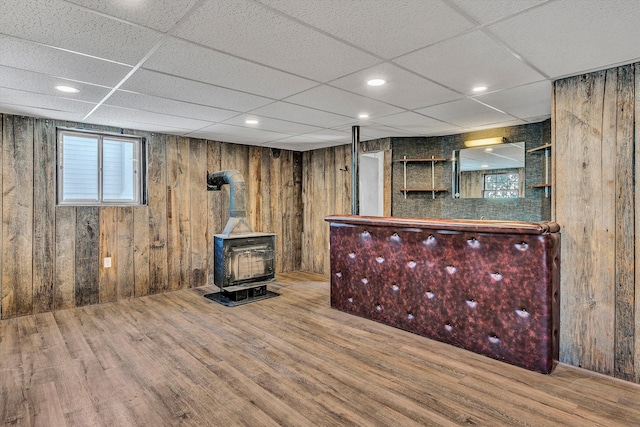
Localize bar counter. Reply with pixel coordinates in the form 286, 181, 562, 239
325, 215, 561, 374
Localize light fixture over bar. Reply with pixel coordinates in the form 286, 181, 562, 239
464, 136, 506, 148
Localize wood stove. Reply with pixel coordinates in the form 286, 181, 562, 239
206, 169, 278, 305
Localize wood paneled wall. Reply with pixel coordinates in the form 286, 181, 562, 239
0, 114, 302, 319
301, 139, 390, 276
554, 62, 639, 382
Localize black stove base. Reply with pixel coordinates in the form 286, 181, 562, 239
203, 289, 279, 307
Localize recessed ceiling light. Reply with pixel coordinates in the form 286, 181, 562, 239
56, 85, 79, 93
472, 86, 487, 92
367, 79, 386, 86
245, 119, 259, 125
484, 147, 493, 152
481, 164, 490, 168
358, 113, 369, 119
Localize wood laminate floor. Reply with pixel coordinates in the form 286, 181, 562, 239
2, 272, 640, 426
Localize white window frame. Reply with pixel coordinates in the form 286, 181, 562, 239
57, 128, 146, 206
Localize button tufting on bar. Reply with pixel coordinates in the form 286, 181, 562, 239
389, 233, 402, 242
488, 335, 500, 344
423, 235, 436, 246
515, 241, 529, 251
466, 299, 478, 308
361, 230, 371, 238
407, 313, 415, 320
444, 323, 454, 332
490, 272, 503, 281
347, 297, 353, 303
516, 308, 530, 318
335, 272, 342, 278
375, 304, 382, 312
375, 256, 385, 264
348, 252, 356, 259
392, 284, 400, 292
467, 238, 480, 248
361, 278, 369, 285
407, 260, 417, 268
446, 265, 457, 274
425, 291, 435, 299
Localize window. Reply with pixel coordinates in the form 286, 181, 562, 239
483, 172, 520, 199
57, 129, 145, 205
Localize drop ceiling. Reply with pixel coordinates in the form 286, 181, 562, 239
1, 0, 639, 151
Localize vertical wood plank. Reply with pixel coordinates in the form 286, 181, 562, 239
292, 151, 303, 271
75, 207, 99, 307
148, 133, 168, 294
270, 150, 283, 272
32, 118, 55, 314
283, 150, 295, 272
206, 140, 222, 284
555, 71, 615, 374
2, 115, 34, 318
0, 115, 2, 318
117, 207, 134, 299
261, 148, 273, 233
301, 151, 312, 272
54, 207, 76, 310
166, 136, 191, 291
613, 65, 635, 381
133, 206, 150, 297
248, 146, 262, 233
99, 207, 118, 303
323, 147, 336, 275
189, 138, 208, 288
312, 150, 326, 274
635, 63, 640, 383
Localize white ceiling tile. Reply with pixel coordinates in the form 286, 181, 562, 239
257, 0, 474, 58
222, 115, 322, 135
120, 69, 273, 112
475, 81, 551, 119
416, 98, 512, 128
82, 116, 192, 135
265, 139, 345, 151
333, 123, 419, 140
65, 0, 201, 32
0, 0, 163, 64
449, 0, 546, 24
300, 128, 351, 144
173, 0, 380, 82
91, 105, 215, 130
285, 86, 403, 119
0, 35, 131, 87
330, 63, 461, 110
395, 30, 545, 94
371, 111, 463, 135
0, 103, 85, 122
488, 0, 640, 79
0, 87, 95, 115
249, 102, 355, 128
183, 129, 265, 145
143, 38, 317, 99
459, 119, 528, 133
197, 123, 291, 142
0, 65, 111, 102
106, 91, 238, 123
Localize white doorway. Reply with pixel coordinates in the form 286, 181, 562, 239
359, 151, 384, 216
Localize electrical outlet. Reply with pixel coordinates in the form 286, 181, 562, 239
104, 257, 112, 268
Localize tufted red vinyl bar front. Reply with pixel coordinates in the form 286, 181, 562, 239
325, 215, 561, 374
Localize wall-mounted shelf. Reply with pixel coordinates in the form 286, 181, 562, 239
527, 144, 552, 198
394, 158, 448, 163
400, 188, 448, 193
398, 155, 447, 199
527, 143, 552, 154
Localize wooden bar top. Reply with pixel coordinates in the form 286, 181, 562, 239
324, 215, 560, 235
